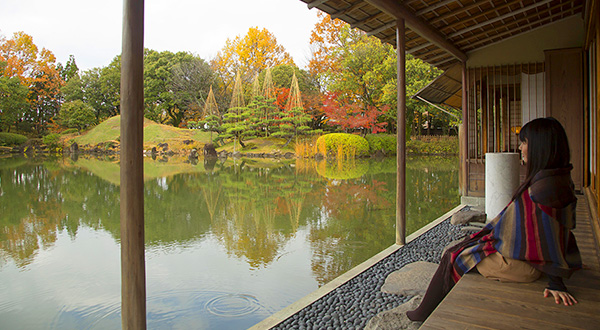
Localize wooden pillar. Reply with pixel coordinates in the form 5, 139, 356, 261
462, 61, 469, 196
597, 21, 600, 212
120, 0, 146, 329
396, 19, 406, 246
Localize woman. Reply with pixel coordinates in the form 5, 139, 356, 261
407, 117, 582, 322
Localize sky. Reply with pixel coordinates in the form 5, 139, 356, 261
0, 0, 321, 71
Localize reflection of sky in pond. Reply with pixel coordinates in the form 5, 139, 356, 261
0, 225, 317, 329
0, 156, 459, 329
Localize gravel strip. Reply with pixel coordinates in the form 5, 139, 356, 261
271, 217, 469, 330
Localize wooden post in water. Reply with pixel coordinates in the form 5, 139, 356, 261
396, 19, 406, 246
120, 0, 146, 328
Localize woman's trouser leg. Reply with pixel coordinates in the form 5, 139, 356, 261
406, 262, 451, 322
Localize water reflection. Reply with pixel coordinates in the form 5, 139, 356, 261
0, 155, 459, 329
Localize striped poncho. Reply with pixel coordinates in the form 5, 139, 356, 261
446, 167, 582, 287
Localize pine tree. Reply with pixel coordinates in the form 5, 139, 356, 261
199, 86, 221, 142
271, 73, 313, 145
220, 72, 252, 148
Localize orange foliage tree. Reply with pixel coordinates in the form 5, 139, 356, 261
0, 32, 63, 134
212, 27, 294, 97
308, 12, 359, 91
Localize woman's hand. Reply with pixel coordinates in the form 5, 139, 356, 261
543, 288, 578, 306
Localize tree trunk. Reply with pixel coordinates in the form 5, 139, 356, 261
282, 136, 293, 148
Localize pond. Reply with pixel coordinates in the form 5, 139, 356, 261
0, 154, 459, 329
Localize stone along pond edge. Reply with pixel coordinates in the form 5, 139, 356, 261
250, 204, 468, 330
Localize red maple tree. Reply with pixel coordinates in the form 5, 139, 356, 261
321, 92, 388, 134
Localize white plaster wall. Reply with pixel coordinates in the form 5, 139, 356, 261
466, 15, 584, 67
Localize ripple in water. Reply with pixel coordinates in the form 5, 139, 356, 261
205, 293, 261, 317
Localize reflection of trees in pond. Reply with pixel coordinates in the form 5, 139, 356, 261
0, 155, 459, 283
315, 158, 369, 180
306, 156, 459, 285
210, 164, 310, 268
0, 164, 65, 267
308, 177, 394, 285
0, 159, 119, 268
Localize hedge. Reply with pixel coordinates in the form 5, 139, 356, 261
365, 134, 397, 154
364, 134, 458, 155
0, 132, 28, 146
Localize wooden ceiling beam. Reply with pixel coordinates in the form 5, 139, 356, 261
331, 1, 367, 19
350, 11, 387, 29
408, 41, 434, 54
307, 0, 329, 10
416, 0, 458, 16
431, 0, 492, 25
366, 0, 467, 61
448, 0, 554, 38
455, 2, 580, 47
460, 8, 582, 51
431, 57, 458, 68
367, 22, 397, 36
440, 0, 524, 34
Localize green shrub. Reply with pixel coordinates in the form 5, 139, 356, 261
42, 133, 61, 148
60, 128, 79, 135
365, 134, 397, 154
316, 133, 369, 158
0, 132, 28, 146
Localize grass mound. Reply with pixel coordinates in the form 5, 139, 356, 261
72, 115, 210, 149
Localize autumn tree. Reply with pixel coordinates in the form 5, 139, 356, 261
0, 32, 63, 134
308, 13, 448, 136
308, 12, 360, 91
321, 92, 388, 135
258, 64, 322, 130
212, 27, 294, 96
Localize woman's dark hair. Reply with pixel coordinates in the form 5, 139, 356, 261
513, 117, 570, 198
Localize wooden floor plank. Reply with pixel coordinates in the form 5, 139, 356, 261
426, 307, 583, 330
421, 195, 600, 329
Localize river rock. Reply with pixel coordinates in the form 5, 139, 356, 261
381, 261, 437, 296
70, 142, 79, 153
364, 295, 423, 330
158, 142, 168, 151
451, 209, 486, 225
203, 143, 217, 157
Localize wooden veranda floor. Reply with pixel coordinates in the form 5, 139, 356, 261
421, 195, 600, 329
